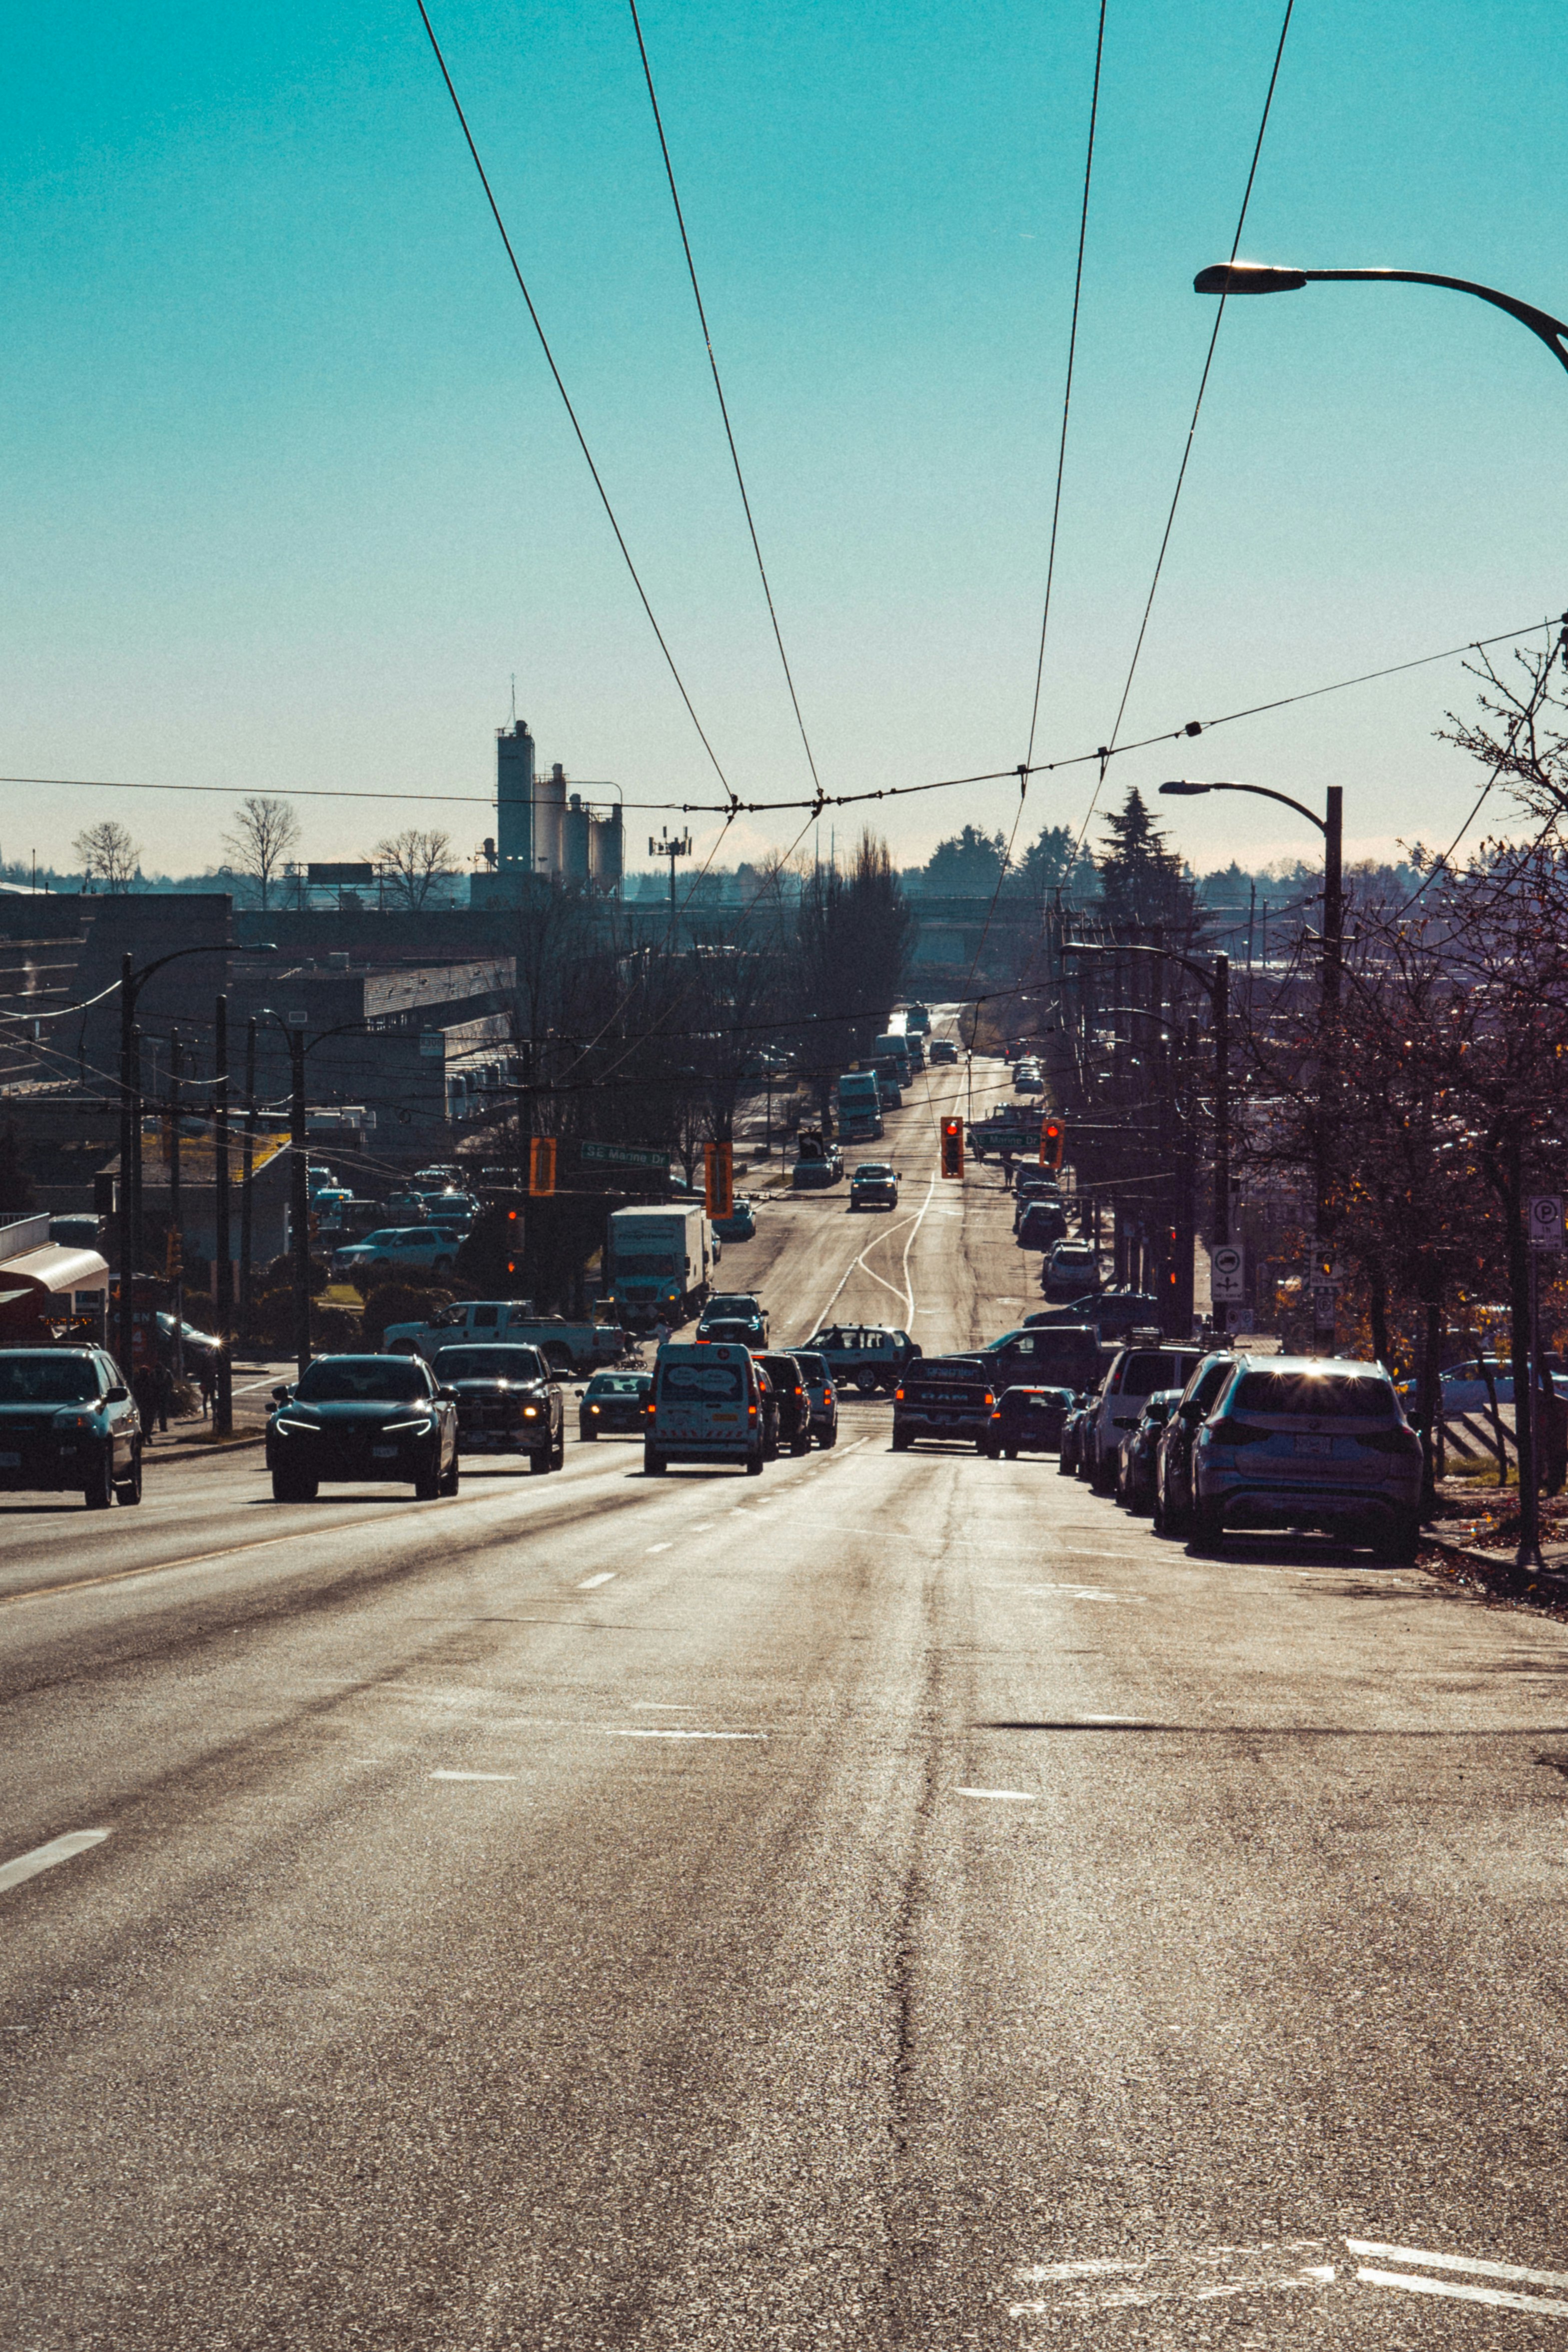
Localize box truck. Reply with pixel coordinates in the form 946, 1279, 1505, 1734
603, 1203, 713, 1328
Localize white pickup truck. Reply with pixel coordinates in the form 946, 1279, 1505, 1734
382, 1300, 629, 1377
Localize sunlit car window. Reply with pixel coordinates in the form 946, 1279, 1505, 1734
586, 1373, 650, 1396
433, 1347, 548, 1382
0, 1355, 101, 1404
1230, 1372, 1397, 1420
294, 1359, 434, 1403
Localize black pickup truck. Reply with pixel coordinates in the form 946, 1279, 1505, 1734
891, 1356, 997, 1452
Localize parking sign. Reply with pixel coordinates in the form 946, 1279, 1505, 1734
1530, 1194, 1564, 1250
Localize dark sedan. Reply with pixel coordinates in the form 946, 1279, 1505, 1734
579, 1369, 654, 1440
982, 1385, 1075, 1459
1116, 1389, 1183, 1514
267, 1354, 459, 1502
431, 1344, 564, 1473
0, 1347, 142, 1509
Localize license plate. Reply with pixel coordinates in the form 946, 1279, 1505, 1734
372, 1445, 398, 1460
713, 1412, 737, 1423
1294, 1434, 1333, 1458
0, 1451, 19, 1468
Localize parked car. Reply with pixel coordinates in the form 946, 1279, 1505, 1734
1057, 1394, 1093, 1477
578, 1369, 654, 1439
1189, 1356, 1424, 1560
330, 1227, 460, 1278
0, 1346, 142, 1509
266, 1353, 459, 1502
1152, 1352, 1236, 1537
1116, 1389, 1183, 1513
849, 1162, 899, 1211
892, 1356, 995, 1452
1080, 1344, 1203, 1494
982, 1385, 1074, 1458
1043, 1240, 1102, 1301
756, 1351, 813, 1455
806, 1323, 921, 1395
1016, 1199, 1068, 1250
429, 1342, 564, 1473
789, 1348, 838, 1448
927, 1037, 958, 1065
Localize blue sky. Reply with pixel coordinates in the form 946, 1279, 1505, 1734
3, 0, 1564, 881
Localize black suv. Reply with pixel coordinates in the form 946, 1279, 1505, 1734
892, 1357, 996, 1452
430, 1343, 565, 1474
756, 1352, 813, 1456
0, 1346, 142, 1509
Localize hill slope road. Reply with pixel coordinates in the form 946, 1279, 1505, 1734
4, 1059, 1568, 2346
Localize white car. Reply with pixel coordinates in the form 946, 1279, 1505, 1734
330, 1227, 462, 1278
1082, 1343, 1202, 1494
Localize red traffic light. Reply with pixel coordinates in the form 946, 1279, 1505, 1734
1039, 1119, 1064, 1170
940, 1118, 964, 1180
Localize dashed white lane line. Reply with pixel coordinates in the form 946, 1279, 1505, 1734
956, 1786, 1035, 1802
610, 1729, 765, 1742
1348, 2240, 1568, 2294
0, 1829, 110, 1895
645, 1543, 672, 1555
429, 1770, 516, 1782
1357, 2269, 1568, 2317
577, 1571, 616, 1588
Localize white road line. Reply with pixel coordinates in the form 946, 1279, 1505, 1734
0, 1829, 110, 1895
956, 1786, 1035, 1801
609, 1729, 765, 1742
577, 1571, 616, 1588
1347, 2241, 1568, 2292
429, 1770, 516, 1782
645, 1543, 672, 1555
1357, 2268, 1568, 2317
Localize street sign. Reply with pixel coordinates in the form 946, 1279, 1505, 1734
1529, 1194, 1564, 1251
1209, 1243, 1246, 1302
581, 1141, 671, 1172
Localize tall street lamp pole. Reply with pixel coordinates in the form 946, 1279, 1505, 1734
1192, 263, 1568, 378
1161, 779, 1343, 1349
1063, 940, 1230, 1335
114, 942, 226, 1380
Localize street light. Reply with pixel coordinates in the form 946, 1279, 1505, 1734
1161, 777, 1343, 1350
256, 1010, 313, 1381
1192, 263, 1568, 379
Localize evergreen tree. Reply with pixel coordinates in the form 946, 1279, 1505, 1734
1096, 787, 1198, 932
921, 825, 1006, 895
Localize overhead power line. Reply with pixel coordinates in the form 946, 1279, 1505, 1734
626, 0, 825, 809
413, 0, 739, 811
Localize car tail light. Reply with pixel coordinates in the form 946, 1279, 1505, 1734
983, 1393, 994, 1408
1355, 1426, 1423, 1456
894, 1386, 904, 1401
749, 1403, 758, 1418
1205, 1419, 1272, 1447
824, 1386, 833, 1403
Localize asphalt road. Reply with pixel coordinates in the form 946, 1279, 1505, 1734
6, 1042, 1568, 2348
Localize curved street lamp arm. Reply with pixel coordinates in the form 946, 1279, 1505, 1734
1062, 938, 1221, 1001
1302, 270, 1568, 375
1171, 779, 1326, 834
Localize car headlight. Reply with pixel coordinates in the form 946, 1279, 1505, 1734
589, 1404, 601, 1414
383, 1416, 435, 1435
55, 1411, 99, 1431
274, 1415, 317, 1434
522, 1404, 540, 1418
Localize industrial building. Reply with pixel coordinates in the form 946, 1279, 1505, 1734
470, 717, 623, 903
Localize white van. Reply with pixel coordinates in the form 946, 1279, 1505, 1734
645, 1343, 764, 1476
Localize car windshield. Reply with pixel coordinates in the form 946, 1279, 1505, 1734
433, 1347, 547, 1383
659, 1362, 745, 1402
586, 1374, 648, 1396
0, 1355, 100, 1404
294, 1358, 433, 1403
1229, 1371, 1398, 1420
856, 1165, 893, 1179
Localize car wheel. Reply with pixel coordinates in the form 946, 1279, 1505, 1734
1374, 1511, 1421, 1564
818, 1424, 837, 1449
551, 1428, 565, 1471
745, 1449, 765, 1475
1190, 1502, 1224, 1554
1151, 1488, 1166, 1535
790, 1433, 810, 1456
855, 1370, 879, 1396
529, 1447, 552, 1475
83, 1446, 114, 1510
414, 1453, 442, 1500
580, 1425, 597, 1442
1003, 1446, 1019, 1461
114, 1446, 143, 1506
644, 1449, 667, 1475
271, 1468, 316, 1503
439, 1449, 460, 1497
891, 1428, 911, 1452
1057, 1449, 1074, 1477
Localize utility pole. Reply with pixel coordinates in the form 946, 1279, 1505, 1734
168, 1031, 184, 1380
649, 830, 692, 919
239, 1016, 257, 1350
289, 1027, 312, 1379
117, 955, 134, 1374
213, 995, 232, 1436
1312, 785, 1344, 1354
130, 1024, 145, 1319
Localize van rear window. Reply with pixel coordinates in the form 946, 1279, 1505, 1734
1230, 1371, 1396, 1420
1121, 1351, 1194, 1398
659, 1363, 745, 1403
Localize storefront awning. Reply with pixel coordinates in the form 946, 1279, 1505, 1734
0, 1243, 110, 1326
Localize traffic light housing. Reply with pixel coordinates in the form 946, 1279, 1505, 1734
704, 1140, 734, 1220
1040, 1118, 1064, 1169
940, 1118, 964, 1179
528, 1136, 557, 1197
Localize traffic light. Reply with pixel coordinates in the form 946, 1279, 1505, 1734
528, 1136, 557, 1197
1040, 1118, 1064, 1169
940, 1117, 964, 1179
506, 1205, 519, 1277
704, 1140, 734, 1220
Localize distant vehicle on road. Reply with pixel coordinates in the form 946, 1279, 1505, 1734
697, 1294, 768, 1347
793, 1131, 846, 1186
1042, 1240, 1101, 1301
806, 1323, 920, 1395
789, 1349, 838, 1448
892, 1356, 995, 1452
1189, 1357, 1423, 1561
383, 1303, 625, 1378
903, 1002, 932, 1034
755, 1351, 813, 1455
0, 1346, 142, 1509
1152, 1351, 1237, 1537
578, 1368, 653, 1440
267, 1353, 459, 1503
870, 1057, 905, 1109
849, 1162, 899, 1211
1016, 1199, 1068, 1249
604, 1204, 714, 1329
927, 1037, 958, 1065
711, 1199, 757, 1242
430, 1343, 564, 1473
1116, 1389, 1183, 1513
836, 1071, 884, 1142
330, 1227, 460, 1279
644, 1342, 766, 1475
982, 1385, 1075, 1458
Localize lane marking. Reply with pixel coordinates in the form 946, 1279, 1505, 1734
631, 1702, 693, 1711
1347, 2241, 1568, 2293
0, 1829, 110, 1896
956, 1786, 1035, 1802
645, 1543, 672, 1555
577, 1571, 617, 1588
1357, 2268, 1568, 2317
610, 1729, 765, 1741
429, 1770, 516, 1782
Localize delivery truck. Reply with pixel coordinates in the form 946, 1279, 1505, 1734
836, 1070, 884, 1142
602, 1203, 713, 1328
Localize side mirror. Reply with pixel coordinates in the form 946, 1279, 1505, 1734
1181, 1400, 1203, 1424
272, 1384, 294, 1403
104, 1384, 129, 1404
436, 1387, 457, 1402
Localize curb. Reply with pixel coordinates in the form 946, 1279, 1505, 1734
1420, 1531, 1568, 1613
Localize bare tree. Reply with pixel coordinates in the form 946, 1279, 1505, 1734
72, 819, 141, 892
375, 828, 455, 912
221, 795, 301, 911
